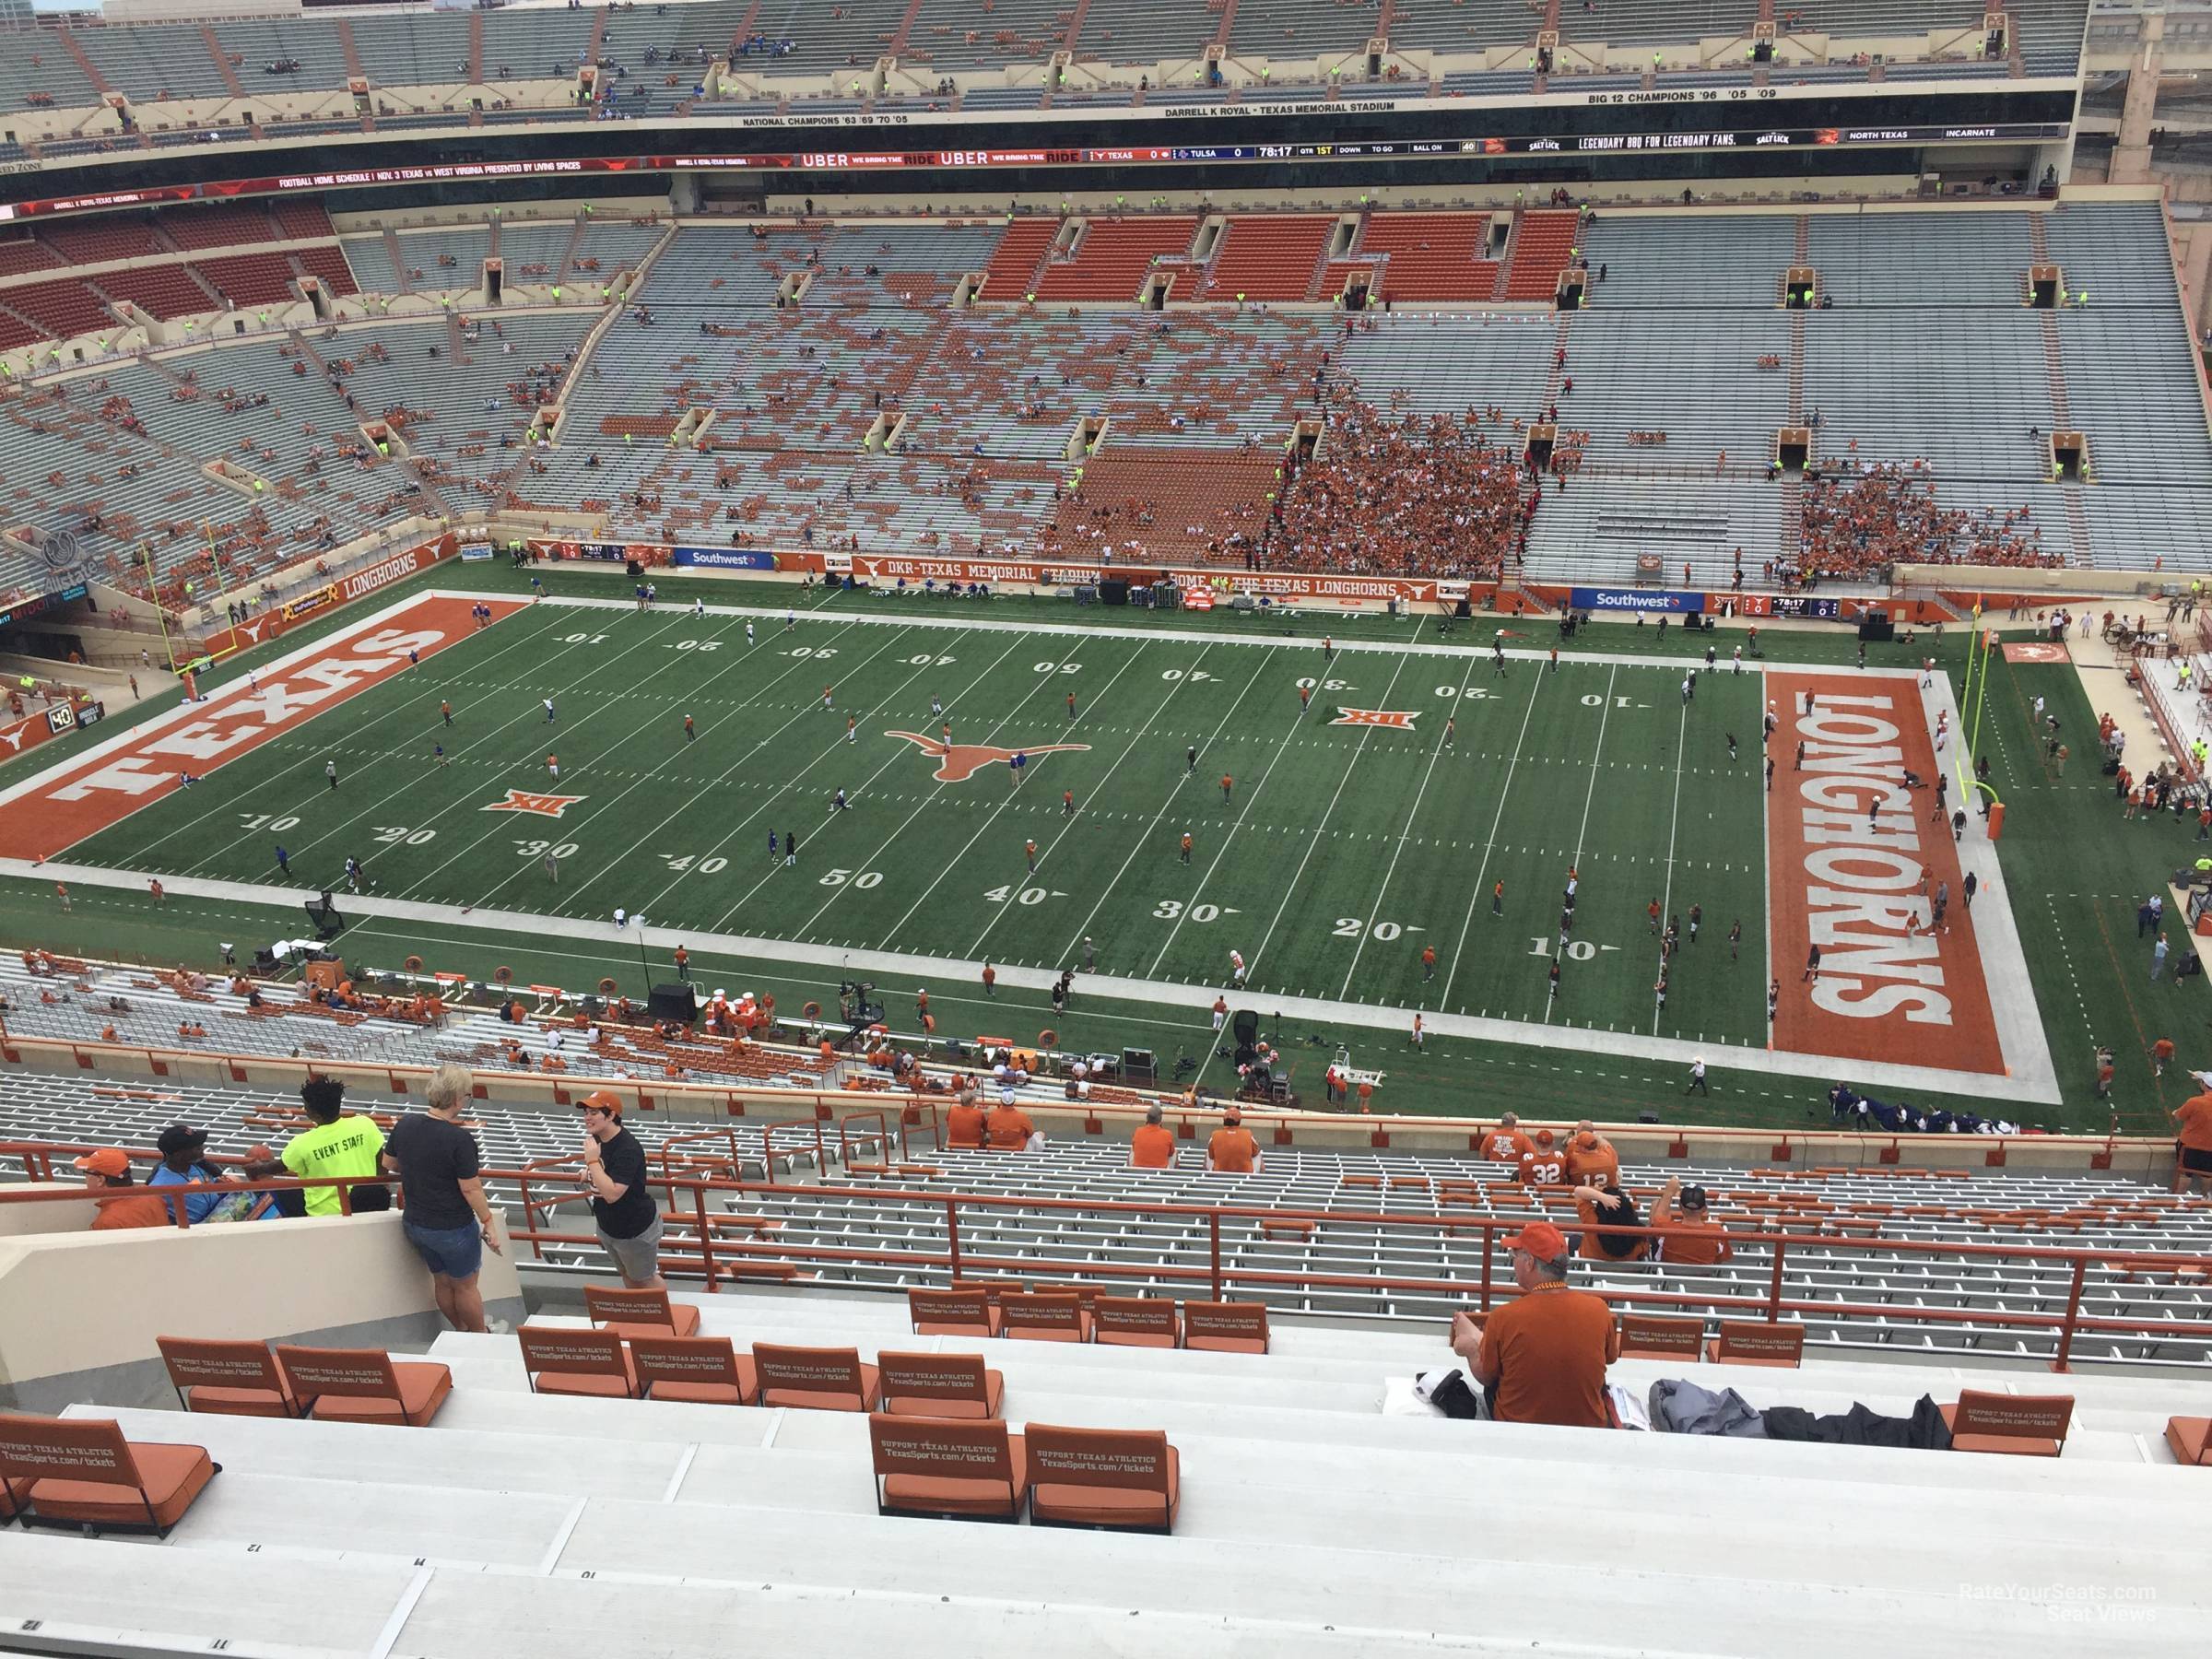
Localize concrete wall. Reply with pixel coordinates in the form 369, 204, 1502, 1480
0, 1207, 523, 1413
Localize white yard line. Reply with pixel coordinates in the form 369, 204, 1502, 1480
480, 620, 919, 918
867, 641, 1153, 951
6, 853, 2060, 1103
1054, 647, 1271, 967
1338, 648, 1477, 1000
1439, 668, 1547, 1010
703, 630, 1035, 935
1546, 661, 1618, 1027
1651, 697, 1690, 1038
966, 641, 1219, 963
1247, 628, 1426, 982
386, 607, 729, 901
128, 602, 582, 872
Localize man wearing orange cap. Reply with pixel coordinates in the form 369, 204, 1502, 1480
73, 1148, 169, 1230
578, 1090, 663, 1289
1564, 1121, 1620, 1185
1207, 1109, 1261, 1174
1449, 1219, 1619, 1427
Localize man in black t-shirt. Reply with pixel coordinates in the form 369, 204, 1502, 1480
578, 1089, 664, 1289
382, 1063, 501, 1333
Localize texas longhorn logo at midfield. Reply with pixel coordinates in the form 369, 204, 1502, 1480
886, 731, 1091, 782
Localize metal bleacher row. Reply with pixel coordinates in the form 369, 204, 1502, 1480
0, 1014, 2206, 1371
3, 192, 2205, 608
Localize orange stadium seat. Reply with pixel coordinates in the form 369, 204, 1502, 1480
1092, 1295, 1182, 1348
0, 1414, 217, 1538
1026, 1424, 1180, 1535
585, 1284, 702, 1339
157, 1335, 312, 1418
2162, 1418, 2212, 1465
1618, 1313, 1706, 1361
519, 1326, 639, 1399
754, 1344, 880, 1412
868, 1413, 1028, 1523
629, 1335, 758, 1406
1182, 1300, 1269, 1355
908, 1285, 1002, 1337
1941, 1391, 2075, 1457
1705, 1321, 1806, 1368
275, 1345, 453, 1425
877, 1350, 1006, 1420
1000, 1289, 1093, 1343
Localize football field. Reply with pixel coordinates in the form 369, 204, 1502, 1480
47, 591, 1778, 1049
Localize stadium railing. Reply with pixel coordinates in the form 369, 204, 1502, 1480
6, 1156, 2206, 1372
0, 1024, 2172, 1177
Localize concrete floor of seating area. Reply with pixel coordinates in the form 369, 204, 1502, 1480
2, 1286, 2200, 1658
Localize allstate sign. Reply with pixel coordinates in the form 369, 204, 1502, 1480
1570, 586, 1706, 615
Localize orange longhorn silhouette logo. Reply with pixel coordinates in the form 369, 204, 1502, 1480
886, 731, 1091, 782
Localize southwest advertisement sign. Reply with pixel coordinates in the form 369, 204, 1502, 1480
1569, 586, 1707, 615
672, 547, 779, 571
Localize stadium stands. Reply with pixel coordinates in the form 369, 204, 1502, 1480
0, 190, 2206, 603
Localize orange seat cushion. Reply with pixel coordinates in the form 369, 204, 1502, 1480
600, 1305, 701, 1339
310, 1361, 453, 1425
913, 1309, 1002, 1337
1032, 1448, 1179, 1530
882, 1441, 1028, 1518
1006, 1312, 1092, 1343
2164, 1416, 2212, 1465
1937, 1401, 2063, 1456
1094, 1330, 1178, 1349
760, 1368, 881, 1413
885, 1371, 1004, 1421
648, 1358, 758, 1406
184, 1382, 308, 1418
1185, 1334, 1265, 1355
25, 1441, 216, 1530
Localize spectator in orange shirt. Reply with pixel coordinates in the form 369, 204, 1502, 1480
1564, 1123, 1619, 1185
1516, 1128, 1571, 1186
1130, 1104, 1177, 1170
986, 1096, 1042, 1152
1449, 1219, 1620, 1427
73, 1148, 170, 1231
1571, 1180, 1649, 1264
1481, 1112, 1534, 1164
946, 1089, 988, 1149
2172, 1083, 2212, 1194
1651, 1176, 1734, 1265
1207, 1109, 1261, 1174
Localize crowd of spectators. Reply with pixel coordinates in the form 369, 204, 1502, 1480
1793, 459, 2059, 582
1258, 399, 1530, 578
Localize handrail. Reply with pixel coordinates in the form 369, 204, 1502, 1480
512, 1171, 2212, 1371
3, 1152, 2208, 1366
757, 1118, 828, 1185
0, 1029, 2181, 1171
838, 1109, 891, 1168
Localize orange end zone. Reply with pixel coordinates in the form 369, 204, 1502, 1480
0, 594, 525, 863
1766, 671, 2006, 1077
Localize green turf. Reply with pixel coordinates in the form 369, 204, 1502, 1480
4, 558, 2186, 1136
61, 594, 1780, 1053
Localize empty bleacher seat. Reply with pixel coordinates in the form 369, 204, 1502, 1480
877, 1350, 1006, 1420
755, 1344, 881, 1412
158, 1335, 311, 1418
1940, 1391, 2075, 1456
586, 1284, 701, 1338
0, 1414, 217, 1538
868, 1413, 1028, 1522
274, 1345, 453, 1425
1026, 1423, 1179, 1534
629, 1335, 758, 1405
520, 1326, 640, 1399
